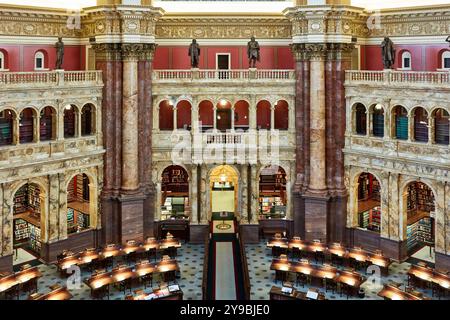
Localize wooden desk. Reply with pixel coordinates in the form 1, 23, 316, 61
269, 286, 326, 301
57, 255, 80, 272
0, 266, 42, 298
407, 264, 434, 287
159, 238, 182, 250
29, 286, 73, 300
334, 270, 365, 297
85, 272, 113, 299
267, 239, 288, 257
377, 284, 423, 300
127, 288, 183, 301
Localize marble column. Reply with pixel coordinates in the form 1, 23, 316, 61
213, 107, 217, 130
190, 165, 198, 224
121, 46, 140, 191
33, 114, 40, 143
435, 181, 446, 254
250, 165, 259, 224
445, 183, 450, 254
407, 114, 414, 142
389, 173, 400, 241
13, 116, 19, 145
192, 104, 199, 133
153, 105, 160, 132
308, 45, 327, 192
270, 105, 275, 130
89, 181, 99, 229
155, 182, 162, 221
48, 174, 60, 241
240, 164, 248, 223
0, 185, 4, 256
173, 105, 178, 130
58, 173, 68, 240
1, 185, 13, 256
231, 106, 235, 131
200, 165, 208, 223
249, 99, 257, 130
379, 172, 390, 239
428, 115, 434, 144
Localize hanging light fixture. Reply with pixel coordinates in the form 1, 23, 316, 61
374, 104, 383, 111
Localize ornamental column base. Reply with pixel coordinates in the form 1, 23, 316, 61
303, 191, 330, 242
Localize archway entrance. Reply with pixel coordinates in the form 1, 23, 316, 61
405, 182, 436, 263
12, 183, 44, 264
356, 172, 381, 233
209, 165, 239, 221
258, 166, 287, 220
161, 165, 190, 220
67, 174, 93, 234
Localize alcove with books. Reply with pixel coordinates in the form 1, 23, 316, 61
161, 165, 190, 221
67, 173, 91, 234
259, 166, 287, 220
357, 172, 381, 233
13, 183, 43, 256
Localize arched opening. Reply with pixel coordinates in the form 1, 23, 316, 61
0, 50, 7, 70
64, 104, 77, 138
354, 103, 367, 135
259, 166, 287, 220
433, 108, 449, 145
401, 51, 412, 70
40, 106, 56, 141
19, 108, 35, 144
199, 100, 214, 132
413, 107, 429, 143
161, 165, 189, 220
67, 174, 93, 234
441, 50, 450, 70
0, 109, 15, 146
234, 100, 249, 131
176, 100, 192, 130
393, 105, 408, 140
209, 165, 239, 221
257, 100, 271, 130
34, 51, 46, 70
371, 104, 384, 137
356, 172, 381, 233
81, 104, 96, 136
274, 100, 289, 130
405, 182, 435, 262
159, 100, 174, 131
13, 183, 44, 260
216, 99, 232, 132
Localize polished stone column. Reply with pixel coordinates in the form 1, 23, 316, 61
1, 185, 14, 257
48, 174, 60, 241
270, 105, 275, 130
308, 46, 327, 193
250, 165, 259, 224
33, 114, 40, 143
240, 164, 248, 223
200, 164, 208, 223
58, 173, 68, 240
190, 165, 198, 224
173, 105, 178, 130
121, 47, 140, 191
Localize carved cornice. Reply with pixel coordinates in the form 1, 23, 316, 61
155, 15, 291, 39
93, 42, 157, 61
291, 43, 353, 61
121, 43, 157, 61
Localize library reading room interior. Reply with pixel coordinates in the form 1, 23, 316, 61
1, 0, 450, 301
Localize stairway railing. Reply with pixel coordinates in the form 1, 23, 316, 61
202, 232, 211, 300
236, 232, 251, 300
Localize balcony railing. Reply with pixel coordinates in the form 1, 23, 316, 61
153, 69, 296, 81
346, 70, 450, 86
0, 70, 103, 87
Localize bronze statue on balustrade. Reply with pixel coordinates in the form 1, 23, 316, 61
188, 39, 200, 68
55, 37, 64, 70
247, 36, 260, 68
381, 37, 395, 69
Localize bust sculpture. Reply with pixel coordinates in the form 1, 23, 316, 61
247, 36, 260, 68
380, 37, 395, 69
188, 39, 200, 68
55, 37, 64, 70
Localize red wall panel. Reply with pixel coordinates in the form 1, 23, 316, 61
0, 44, 84, 71
257, 100, 271, 130
153, 46, 295, 70
361, 44, 449, 71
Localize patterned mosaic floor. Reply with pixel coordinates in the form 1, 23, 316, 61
10, 241, 450, 300
245, 242, 450, 300
14, 244, 205, 300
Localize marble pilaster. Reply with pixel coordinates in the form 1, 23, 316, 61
48, 174, 60, 241
121, 46, 140, 191
58, 173, 68, 240
308, 45, 327, 192
250, 165, 259, 224
190, 165, 198, 224
240, 164, 248, 223
199, 165, 208, 223
435, 181, 446, 254
389, 173, 400, 241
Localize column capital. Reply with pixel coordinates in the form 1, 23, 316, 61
121, 43, 157, 61
92, 43, 122, 61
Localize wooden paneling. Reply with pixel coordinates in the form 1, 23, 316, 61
41, 229, 98, 263
435, 252, 450, 273
0, 255, 13, 273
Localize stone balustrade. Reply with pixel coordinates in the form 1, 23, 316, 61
153, 69, 296, 81
345, 70, 450, 87
0, 70, 103, 87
